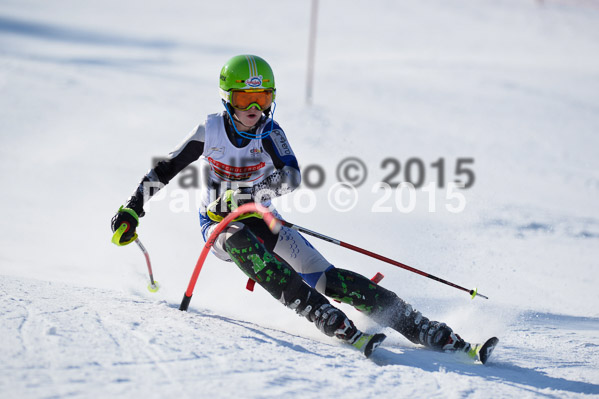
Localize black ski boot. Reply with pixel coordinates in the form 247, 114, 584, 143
324, 267, 468, 352
310, 303, 386, 357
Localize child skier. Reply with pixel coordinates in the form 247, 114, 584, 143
111, 54, 473, 357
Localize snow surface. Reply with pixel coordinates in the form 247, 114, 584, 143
1, 0, 598, 398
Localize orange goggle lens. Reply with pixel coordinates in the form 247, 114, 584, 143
230, 90, 274, 111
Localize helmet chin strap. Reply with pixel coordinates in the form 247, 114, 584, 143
223, 101, 277, 140
232, 112, 256, 129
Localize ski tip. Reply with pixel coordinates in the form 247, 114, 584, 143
479, 337, 499, 365
363, 333, 387, 358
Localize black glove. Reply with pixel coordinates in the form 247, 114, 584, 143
111, 206, 140, 246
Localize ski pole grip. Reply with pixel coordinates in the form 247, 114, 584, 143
260, 205, 282, 234
111, 223, 126, 245
112, 207, 140, 246
111, 223, 138, 246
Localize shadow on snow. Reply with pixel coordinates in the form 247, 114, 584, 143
0, 15, 232, 68
176, 303, 599, 396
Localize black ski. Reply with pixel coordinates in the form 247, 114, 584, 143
352, 332, 387, 358
466, 336, 499, 364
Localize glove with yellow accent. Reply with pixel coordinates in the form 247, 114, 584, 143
111, 206, 140, 246
207, 188, 261, 222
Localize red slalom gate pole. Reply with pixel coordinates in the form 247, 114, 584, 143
179, 203, 281, 311
278, 220, 488, 300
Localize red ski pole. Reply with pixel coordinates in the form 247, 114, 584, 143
112, 223, 159, 293
135, 238, 159, 292
277, 220, 488, 300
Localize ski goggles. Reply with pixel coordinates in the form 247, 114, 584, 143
230, 89, 274, 111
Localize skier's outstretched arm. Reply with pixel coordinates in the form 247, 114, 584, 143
111, 124, 206, 244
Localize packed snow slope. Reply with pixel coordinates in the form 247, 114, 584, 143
1, 0, 598, 398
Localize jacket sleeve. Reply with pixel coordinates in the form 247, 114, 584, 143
124, 124, 206, 216
251, 123, 301, 202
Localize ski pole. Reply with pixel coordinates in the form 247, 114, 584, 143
135, 238, 159, 293
277, 219, 488, 300
112, 223, 159, 292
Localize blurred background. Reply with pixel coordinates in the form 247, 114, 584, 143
1, 0, 598, 338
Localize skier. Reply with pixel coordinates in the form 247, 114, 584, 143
111, 54, 473, 357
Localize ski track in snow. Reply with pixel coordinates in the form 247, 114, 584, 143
1, 275, 597, 399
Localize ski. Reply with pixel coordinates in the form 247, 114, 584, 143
352, 332, 387, 358
466, 337, 499, 364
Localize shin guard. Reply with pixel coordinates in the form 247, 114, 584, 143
324, 267, 456, 350
224, 227, 358, 340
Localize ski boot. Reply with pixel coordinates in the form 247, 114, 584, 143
311, 303, 386, 357
324, 268, 457, 349
437, 330, 499, 364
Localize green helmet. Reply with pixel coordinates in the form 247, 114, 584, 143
219, 55, 276, 104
